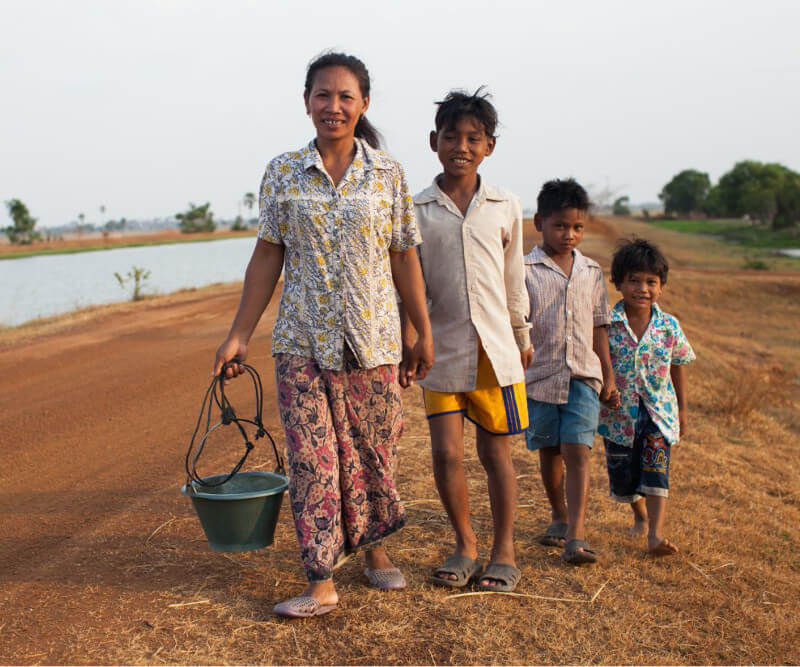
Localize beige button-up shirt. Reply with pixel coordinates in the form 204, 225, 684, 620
414, 177, 530, 392
258, 138, 420, 370
524, 246, 611, 403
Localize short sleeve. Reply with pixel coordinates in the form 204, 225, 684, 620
389, 162, 422, 251
670, 320, 696, 365
592, 270, 611, 327
257, 161, 281, 244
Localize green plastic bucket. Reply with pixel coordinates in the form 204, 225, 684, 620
182, 471, 289, 552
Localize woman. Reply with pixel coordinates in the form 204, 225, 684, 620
213, 52, 433, 618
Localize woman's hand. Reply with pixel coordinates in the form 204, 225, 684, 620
213, 337, 248, 384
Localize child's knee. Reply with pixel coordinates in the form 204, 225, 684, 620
560, 441, 591, 465
476, 438, 512, 470
430, 440, 463, 469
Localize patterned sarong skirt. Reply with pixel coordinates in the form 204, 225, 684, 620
274, 350, 407, 582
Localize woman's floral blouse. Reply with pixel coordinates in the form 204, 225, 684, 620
257, 138, 421, 370
598, 300, 695, 446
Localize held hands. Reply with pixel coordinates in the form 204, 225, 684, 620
520, 345, 533, 370
213, 337, 248, 384
600, 380, 621, 409
399, 334, 434, 388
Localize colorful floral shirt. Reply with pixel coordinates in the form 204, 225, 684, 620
598, 300, 695, 446
257, 138, 420, 370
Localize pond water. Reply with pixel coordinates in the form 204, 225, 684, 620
1, 237, 257, 327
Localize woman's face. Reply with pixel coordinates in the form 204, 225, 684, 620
305, 66, 369, 143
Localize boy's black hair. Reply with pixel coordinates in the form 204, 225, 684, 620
611, 238, 669, 286
434, 87, 498, 137
536, 178, 591, 220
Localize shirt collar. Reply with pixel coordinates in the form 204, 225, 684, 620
524, 245, 589, 272
413, 175, 509, 206
610, 299, 666, 327
301, 137, 393, 173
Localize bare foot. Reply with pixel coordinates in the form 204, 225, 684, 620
648, 537, 679, 556
627, 519, 648, 537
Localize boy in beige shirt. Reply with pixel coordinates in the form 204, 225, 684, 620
401, 89, 532, 592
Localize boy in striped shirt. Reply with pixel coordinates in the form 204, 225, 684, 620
523, 179, 619, 564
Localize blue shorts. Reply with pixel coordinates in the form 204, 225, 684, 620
603, 401, 670, 501
525, 379, 599, 451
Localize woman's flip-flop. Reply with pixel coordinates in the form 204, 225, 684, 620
273, 596, 337, 618
364, 567, 407, 591
429, 555, 483, 588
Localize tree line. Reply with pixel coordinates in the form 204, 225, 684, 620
2, 194, 259, 244
659, 160, 800, 229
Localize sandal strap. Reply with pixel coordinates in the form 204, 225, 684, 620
481, 563, 521, 585
435, 555, 479, 578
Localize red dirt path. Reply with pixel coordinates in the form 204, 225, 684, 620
0, 284, 277, 663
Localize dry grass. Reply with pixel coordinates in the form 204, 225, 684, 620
2, 217, 800, 665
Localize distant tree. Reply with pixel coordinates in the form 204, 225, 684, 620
659, 170, 711, 216
4, 199, 42, 244
243, 192, 256, 215
231, 215, 247, 231
775, 171, 800, 229
707, 160, 800, 229
612, 196, 631, 216
586, 182, 624, 214
176, 202, 215, 233
104, 218, 127, 232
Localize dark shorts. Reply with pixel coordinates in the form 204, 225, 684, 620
525, 378, 599, 450
603, 401, 670, 501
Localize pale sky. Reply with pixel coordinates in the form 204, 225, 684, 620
2, 0, 799, 227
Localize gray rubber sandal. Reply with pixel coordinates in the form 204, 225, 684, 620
273, 596, 337, 618
561, 538, 598, 565
429, 555, 483, 588
477, 563, 521, 592
364, 567, 406, 591
538, 521, 568, 547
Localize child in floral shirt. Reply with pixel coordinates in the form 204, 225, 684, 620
598, 239, 695, 556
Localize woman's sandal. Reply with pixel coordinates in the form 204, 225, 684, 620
429, 555, 483, 588
477, 563, 521, 592
364, 567, 407, 591
561, 538, 598, 565
273, 596, 337, 618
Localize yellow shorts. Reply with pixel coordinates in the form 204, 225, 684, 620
423, 347, 529, 435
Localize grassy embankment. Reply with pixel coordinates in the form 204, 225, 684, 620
624, 217, 800, 271
0, 229, 257, 260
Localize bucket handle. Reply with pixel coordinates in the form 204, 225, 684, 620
184, 360, 285, 488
